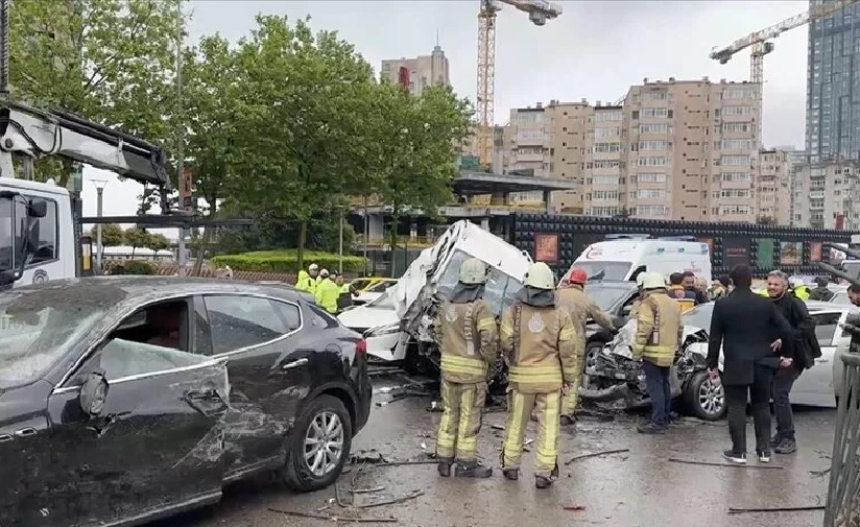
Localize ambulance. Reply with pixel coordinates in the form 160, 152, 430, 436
564, 235, 712, 284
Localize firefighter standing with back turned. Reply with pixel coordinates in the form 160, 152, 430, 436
500, 262, 578, 489
434, 258, 499, 479
556, 267, 615, 425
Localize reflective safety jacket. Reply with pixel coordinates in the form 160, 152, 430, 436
434, 300, 499, 384
793, 285, 810, 301
315, 278, 340, 314
633, 290, 683, 367
708, 285, 727, 301
668, 285, 696, 313
556, 285, 614, 353
296, 270, 316, 294
500, 303, 578, 394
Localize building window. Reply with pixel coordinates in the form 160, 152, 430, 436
721, 172, 751, 182
594, 110, 622, 122
643, 90, 668, 100
593, 126, 621, 138
721, 189, 751, 198
635, 205, 669, 217
720, 155, 751, 166
638, 140, 669, 151
592, 175, 620, 185
641, 107, 670, 119
639, 123, 671, 134
515, 112, 546, 124
592, 190, 620, 200
635, 172, 667, 183
719, 205, 752, 215
593, 142, 622, 153
638, 156, 668, 167
721, 105, 754, 116
516, 129, 545, 141
722, 88, 756, 99
637, 189, 666, 198
592, 159, 621, 169
719, 139, 754, 150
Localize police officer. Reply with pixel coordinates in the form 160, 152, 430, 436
500, 262, 578, 489
296, 263, 319, 293
314, 269, 339, 314
632, 272, 683, 434
434, 258, 499, 479
789, 276, 811, 301
556, 267, 615, 425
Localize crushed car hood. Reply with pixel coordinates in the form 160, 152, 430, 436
607, 319, 706, 359
388, 220, 532, 339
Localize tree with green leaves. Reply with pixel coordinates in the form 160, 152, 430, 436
10, 0, 187, 186
145, 232, 171, 252
99, 223, 125, 247
231, 15, 379, 269
123, 227, 150, 258
371, 84, 472, 250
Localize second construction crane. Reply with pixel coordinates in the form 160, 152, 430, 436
476, 0, 562, 168
711, 0, 860, 84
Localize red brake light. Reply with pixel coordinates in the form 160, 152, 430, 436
356, 339, 367, 355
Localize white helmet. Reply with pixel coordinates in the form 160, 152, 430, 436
642, 272, 666, 290
319, 268, 330, 278
524, 262, 555, 290
636, 273, 646, 288
309, 263, 319, 271
788, 276, 803, 288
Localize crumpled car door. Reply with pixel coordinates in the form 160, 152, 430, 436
44, 352, 230, 527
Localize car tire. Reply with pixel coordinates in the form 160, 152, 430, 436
283, 394, 353, 492
684, 371, 727, 421
584, 341, 605, 373
403, 342, 439, 377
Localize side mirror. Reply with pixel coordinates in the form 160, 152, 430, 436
28, 200, 47, 218
79, 368, 109, 417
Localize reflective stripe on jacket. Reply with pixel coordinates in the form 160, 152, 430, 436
435, 300, 499, 384
296, 270, 316, 293
500, 303, 578, 394
632, 290, 683, 367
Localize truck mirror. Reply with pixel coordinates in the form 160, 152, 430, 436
27, 200, 47, 218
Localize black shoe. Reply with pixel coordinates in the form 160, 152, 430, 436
502, 468, 519, 481
454, 461, 493, 479
560, 414, 576, 426
770, 433, 781, 448
637, 422, 667, 435
775, 438, 797, 455
436, 457, 453, 477
535, 476, 553, 489
757, 450, 771, 463
721, 450, 747, 465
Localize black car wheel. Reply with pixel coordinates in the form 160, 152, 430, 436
584, 341, 605, 373
283, 394, 353, 492
684, 371, 726, 421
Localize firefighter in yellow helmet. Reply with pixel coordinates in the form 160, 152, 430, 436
500, 262, 578, 489
434, 257, 499, 478
632, 272, 683, 434
556, 268, 615, 424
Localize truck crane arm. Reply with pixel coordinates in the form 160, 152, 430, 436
497, 0, 563, 24
0, 99, 169, 188
710, 0, 859, 64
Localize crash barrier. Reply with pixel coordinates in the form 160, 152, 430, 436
824, 352, 860, 527
507, 213, 854, 278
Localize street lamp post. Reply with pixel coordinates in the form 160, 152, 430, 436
90, 178, 108, 270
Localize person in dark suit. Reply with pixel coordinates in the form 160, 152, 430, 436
706, 265, 794, 465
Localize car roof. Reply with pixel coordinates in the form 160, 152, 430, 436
10, 276, 308, 303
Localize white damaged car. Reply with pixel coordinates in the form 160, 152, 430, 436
337, 220, 532, 375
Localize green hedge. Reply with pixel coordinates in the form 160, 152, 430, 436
105, 260, 155, 275
212, 250, 366, 273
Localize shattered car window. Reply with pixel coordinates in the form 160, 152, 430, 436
437, 249, 522, 317
0, 296, 105, 388
98, 338, 210, 381
204, 295, 291, 354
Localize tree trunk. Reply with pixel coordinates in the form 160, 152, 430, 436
297, 219, 307, 270
389, 211, 399, 278
192, 196, 218, 277
58, 159, 74, 189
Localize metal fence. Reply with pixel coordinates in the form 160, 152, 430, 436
825, 352, 860, 527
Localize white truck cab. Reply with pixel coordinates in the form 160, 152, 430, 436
566, 236, 712, 284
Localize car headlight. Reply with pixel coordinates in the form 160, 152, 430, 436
365, 323, 401, 338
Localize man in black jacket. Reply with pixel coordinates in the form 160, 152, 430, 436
707, 265, 794, 464
765, 270, 820, 455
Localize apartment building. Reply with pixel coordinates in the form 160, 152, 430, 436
757, 149, 792, 225
380, 45, 450, 97
794, 161, 860, 230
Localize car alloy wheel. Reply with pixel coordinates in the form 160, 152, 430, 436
698, 377, 725, 417
304, 411, 345, 477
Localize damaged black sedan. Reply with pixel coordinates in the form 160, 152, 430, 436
0, 277, 371, 527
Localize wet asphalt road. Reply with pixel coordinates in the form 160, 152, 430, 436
154, 373, 837, 527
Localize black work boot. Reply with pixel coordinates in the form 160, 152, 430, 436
454, 460, 493, 478
775, 437, 797, 455
770, 433, 782, 448
436, 457, 454, 477
502, 468, 519, 481
560, 414, 576, 426
535, 475, 553, 489
637, 422, 667, 435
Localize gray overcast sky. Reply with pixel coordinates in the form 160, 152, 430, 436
84, 0, 810, 236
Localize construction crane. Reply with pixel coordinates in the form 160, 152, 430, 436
476, 0, 562, 168
710, 0, 859, 84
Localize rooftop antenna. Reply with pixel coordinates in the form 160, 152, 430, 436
436, 28, 440, 47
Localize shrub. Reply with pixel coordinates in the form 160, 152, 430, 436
212, 250, 366, 274
119, 260, 155, 275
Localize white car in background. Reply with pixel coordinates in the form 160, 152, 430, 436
683, 300, 852, 409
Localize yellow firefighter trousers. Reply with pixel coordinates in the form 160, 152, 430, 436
560, 336, 586, 416
502, 389, 562, 478
436, 380, 486, 462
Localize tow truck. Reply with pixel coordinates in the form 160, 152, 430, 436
0, 99, 171, 288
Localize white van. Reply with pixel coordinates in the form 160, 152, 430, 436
565, 237, 712, 284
